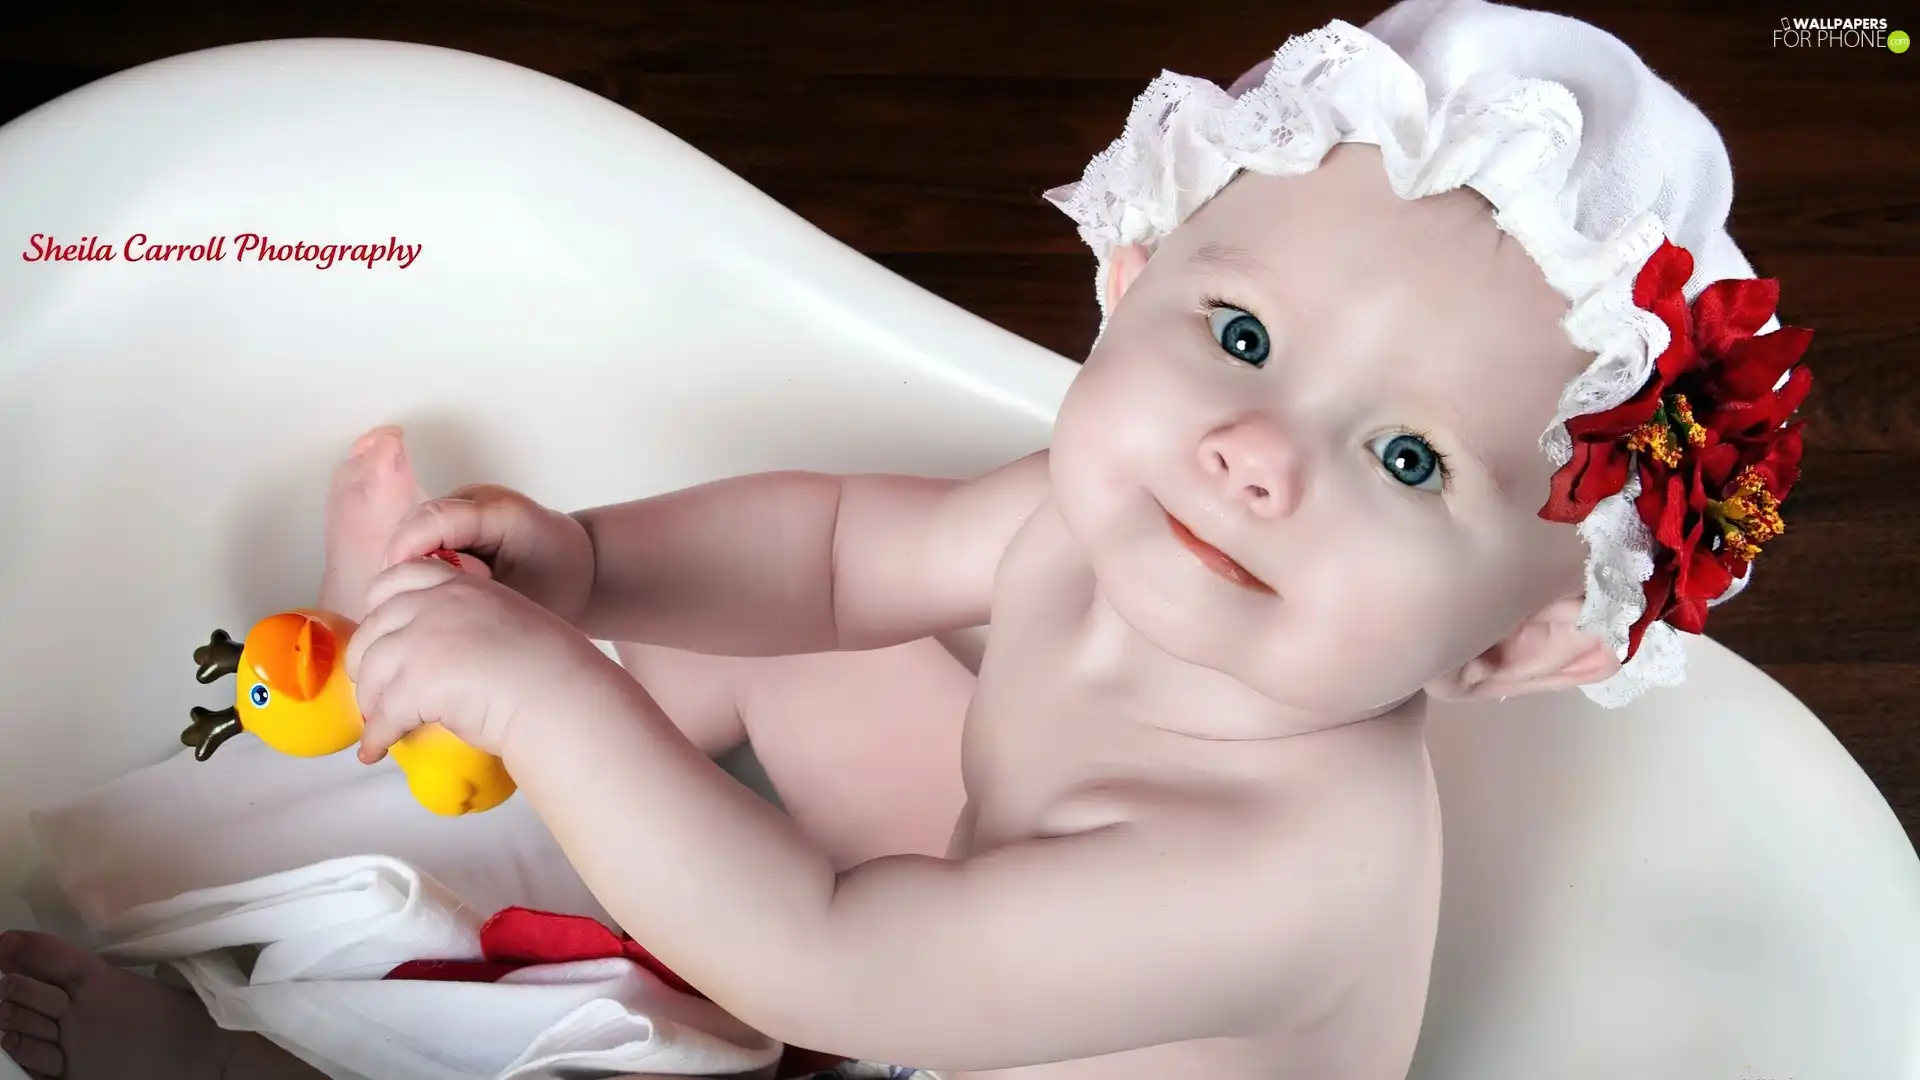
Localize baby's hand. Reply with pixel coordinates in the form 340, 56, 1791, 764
345, 555, 622, 761
383, 484, 594, 624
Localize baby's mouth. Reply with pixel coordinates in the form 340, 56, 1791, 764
1166, 512, 1274, 594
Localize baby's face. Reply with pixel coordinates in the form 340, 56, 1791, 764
1051, 144, 1594, 716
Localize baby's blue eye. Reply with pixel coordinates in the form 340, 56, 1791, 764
1371, 433, 1446, 492
1206, 305, 1270, 366
249, 683, 270, 708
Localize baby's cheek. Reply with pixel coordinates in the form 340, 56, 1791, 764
1388, 559, 1514, 676
1048, 424, 1126, 534
1057, 364, 1182, 498
1308, 547, 1472, 677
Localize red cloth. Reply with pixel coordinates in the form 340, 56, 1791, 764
383, 906, 847, 1078
385, 906, 701, 996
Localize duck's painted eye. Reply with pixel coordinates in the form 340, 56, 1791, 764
249, 683, 270, 708
1205, 304, 1271, 366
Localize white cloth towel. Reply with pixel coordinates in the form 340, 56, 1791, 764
22, 739, 782, 1080
89, 854, 779, 1080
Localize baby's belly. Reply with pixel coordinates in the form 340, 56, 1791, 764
942, 1038, 1258, 1080
934, 964, 1429, 1080
940, 1031, 1409, 1080
940, 1035, 1279, 1080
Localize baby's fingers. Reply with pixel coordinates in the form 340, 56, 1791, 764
346, 616, 407, 719
355, 639, 421, 765
346, 576, 425, 684
425, 547, 493, 581
362, 557, 463, 617
384, 495, 493, 570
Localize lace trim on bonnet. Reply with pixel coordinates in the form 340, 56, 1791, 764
1044, 6, 1798, 707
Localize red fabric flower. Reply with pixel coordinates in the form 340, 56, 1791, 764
1541, 239, 1700, 522
1539, 238, 1812, 658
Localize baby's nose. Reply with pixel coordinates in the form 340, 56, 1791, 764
1197, 418, 1301, 518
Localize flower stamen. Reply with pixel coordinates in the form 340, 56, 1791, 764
1627, 417, 1681, 467
1669, 393, 1707, 449
1625, 393, 1708, 470
1707, 467, 1786, 563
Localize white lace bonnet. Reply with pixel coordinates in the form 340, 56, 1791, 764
1045, 0, 1786, 706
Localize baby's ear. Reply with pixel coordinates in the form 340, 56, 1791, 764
1104, 244, 1151, 311
1428, 596, 1621, 702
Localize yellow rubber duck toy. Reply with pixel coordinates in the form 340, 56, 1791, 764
183, 570, 516, 816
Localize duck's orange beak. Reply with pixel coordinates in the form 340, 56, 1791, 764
244, 612, 339, 701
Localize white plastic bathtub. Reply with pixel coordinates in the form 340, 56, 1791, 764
0, 39, 1914, 1080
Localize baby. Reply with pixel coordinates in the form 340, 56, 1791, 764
0, 2, 1812, 1079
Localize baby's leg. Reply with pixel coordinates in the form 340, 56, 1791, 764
0, 429, 838, 1080
0, 930, 323, 1080
325, 429, 967, 862
622, 639, 971, 871
318, 425, 432, 619
615, 643, 753, 758
748, 639, 971, 867
0, 431, 445, 1080
320, 428, 753, 759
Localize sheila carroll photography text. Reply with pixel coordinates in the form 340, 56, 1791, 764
20, 233, 421, 269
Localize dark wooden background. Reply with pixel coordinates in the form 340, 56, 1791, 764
3, 2, 1914, 843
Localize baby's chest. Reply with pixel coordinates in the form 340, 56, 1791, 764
957, 522, 1192, 848
957, 666, 1113, 851
959, 628, 1207, 853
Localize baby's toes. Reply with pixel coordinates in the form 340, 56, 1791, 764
0, 1030, 63, 1077
0, 973, 70, 1020
0, 998, 58, 1041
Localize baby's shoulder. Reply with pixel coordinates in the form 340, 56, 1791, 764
1150, 724, 1439, 900
1066, 751, 1437, 1009
1267, 721, 1439, 861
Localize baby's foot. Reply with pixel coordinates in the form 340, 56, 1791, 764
319, 426, 429, 620
0, 930, 230, 1080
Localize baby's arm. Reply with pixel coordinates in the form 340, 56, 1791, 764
568, 451, 1048, 655
505, 678, 1355, 1069
755, 816, 1355, 1067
